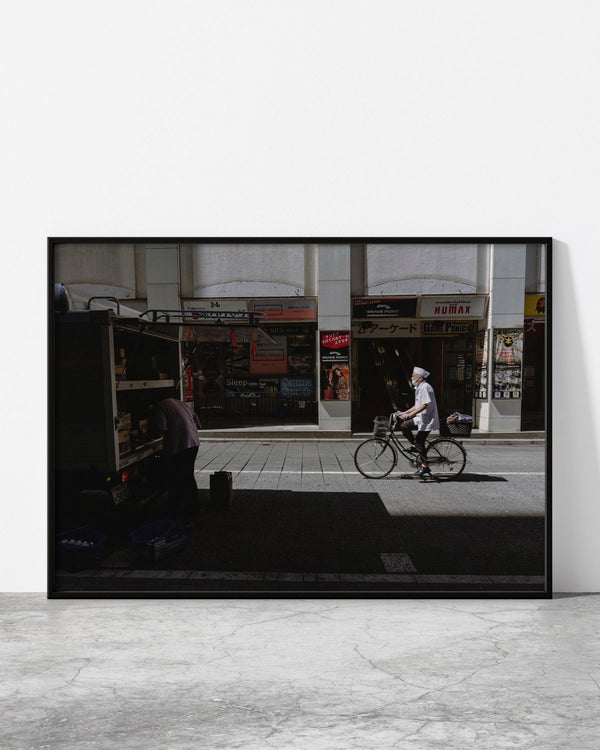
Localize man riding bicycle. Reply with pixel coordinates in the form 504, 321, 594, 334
393, 367, 440, 477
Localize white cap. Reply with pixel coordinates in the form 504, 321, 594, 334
413, 367, 430, 378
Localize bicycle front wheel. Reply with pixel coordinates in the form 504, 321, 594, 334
354, 438, 397, 478
425, 437, 466, 479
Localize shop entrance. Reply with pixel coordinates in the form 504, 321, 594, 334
352, 335, 474, 432
183, 323, 318, 429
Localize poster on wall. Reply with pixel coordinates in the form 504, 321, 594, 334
524, 294, 545, 317
224, 377, 279, 397
320, 332, 350, 400
49, 238, 550, 599
249, 298, 316, 321
474, 329, 489, 399
280, 377, 314, 398
249, 334, 287, 375
493, 328, 523, 398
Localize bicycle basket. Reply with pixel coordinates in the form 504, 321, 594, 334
440, 418, 473, 437
373, 416, 390, 437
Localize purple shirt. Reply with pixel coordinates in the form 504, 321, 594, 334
153, 399, 200, 455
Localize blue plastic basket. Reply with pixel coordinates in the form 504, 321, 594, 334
130, 519, 193, 561
56, 526, 108, 571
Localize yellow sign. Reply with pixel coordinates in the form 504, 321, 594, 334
524, 294, 545, 317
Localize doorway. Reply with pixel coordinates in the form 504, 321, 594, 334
352, 335, 475, 432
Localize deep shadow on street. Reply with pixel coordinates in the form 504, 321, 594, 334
54, 487, 546, 593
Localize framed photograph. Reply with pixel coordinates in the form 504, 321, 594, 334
49, 238, 551, 598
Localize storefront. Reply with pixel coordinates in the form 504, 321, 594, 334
350, 295, 488, 432
181, 298, 318, 428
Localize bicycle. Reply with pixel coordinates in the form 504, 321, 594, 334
354, 414, 467, 480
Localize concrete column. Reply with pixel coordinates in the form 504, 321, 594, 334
304, 244, 318, 296
475, 244, 526, 432
476, 244, 491, 294
318, 244, 351, 432
145, 244, 181, 313
179, 244, 195, 298
350, 244, 365, 296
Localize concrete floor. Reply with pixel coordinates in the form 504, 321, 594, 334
2, 594, 599, 749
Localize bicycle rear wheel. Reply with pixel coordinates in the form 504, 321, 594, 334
425, 437, 466, 479
354, 438, 397, 478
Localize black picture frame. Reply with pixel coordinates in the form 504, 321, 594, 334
48, 238, 551, 599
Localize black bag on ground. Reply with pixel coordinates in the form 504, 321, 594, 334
209, 471, 233, 510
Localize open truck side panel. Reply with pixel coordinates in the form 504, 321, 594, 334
53, 310, 183, 531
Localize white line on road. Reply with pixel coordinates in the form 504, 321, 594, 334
195, 469, 544, 476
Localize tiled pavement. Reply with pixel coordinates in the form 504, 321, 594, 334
193, 438, 546, 517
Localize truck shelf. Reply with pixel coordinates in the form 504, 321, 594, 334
119, 438, 164, 469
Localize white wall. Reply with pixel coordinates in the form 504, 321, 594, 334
1, 0, 598, 592
192, 244, 305, 297
366, 244, 480, 295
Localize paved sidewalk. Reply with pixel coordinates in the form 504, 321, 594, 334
193, 439, 546, 516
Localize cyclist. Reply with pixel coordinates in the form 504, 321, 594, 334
393, 366, 440, 477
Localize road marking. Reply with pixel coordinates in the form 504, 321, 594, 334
195, 469, 544, 476
380, 553, 417, 573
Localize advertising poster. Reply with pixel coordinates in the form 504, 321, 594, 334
493, 328, 523, 398
249, 298, 316, 321
320, 332, 350, 400
287, 331, 314, 375
280, 377, 314, 398
249, 334, 287, 375
474, 329, 489, 399
524, 294, 545, 317
224, 377, 279, 397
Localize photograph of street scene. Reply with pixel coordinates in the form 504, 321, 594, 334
50, 240, 549, 596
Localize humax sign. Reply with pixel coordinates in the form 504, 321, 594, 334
418, 296, 488, 319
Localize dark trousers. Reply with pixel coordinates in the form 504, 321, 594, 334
400, 419, 430, 465
164, 446, 199, 519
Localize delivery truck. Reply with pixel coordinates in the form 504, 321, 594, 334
51, 290, 266, 534
52, 303, 186, 532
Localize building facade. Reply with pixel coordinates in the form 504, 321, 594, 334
54, 241, 547, 433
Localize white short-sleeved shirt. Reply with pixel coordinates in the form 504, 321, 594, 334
414, 381, 440, 431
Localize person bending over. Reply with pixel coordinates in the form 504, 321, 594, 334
152, 398, 201, 522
